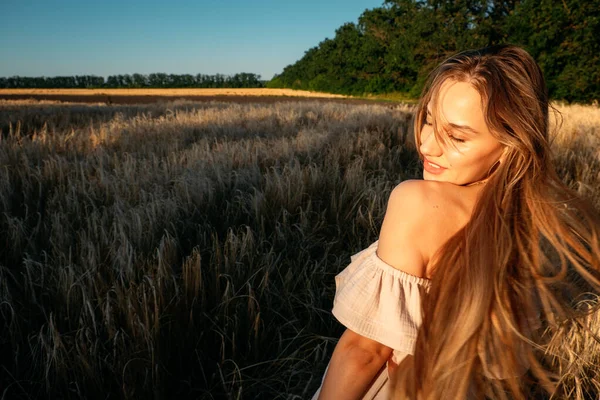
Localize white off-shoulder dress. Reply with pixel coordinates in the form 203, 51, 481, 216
311, 240, 431, 399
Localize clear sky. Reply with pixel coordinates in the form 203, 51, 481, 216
0, 0, 384, 80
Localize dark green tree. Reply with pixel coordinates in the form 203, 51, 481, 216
267, 0, 600, 102
506, 0, 600, 102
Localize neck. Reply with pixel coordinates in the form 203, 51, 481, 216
464, 178, 489, 187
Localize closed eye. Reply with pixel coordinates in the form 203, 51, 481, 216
448, 134, 465, 143
424, 112, 465, 143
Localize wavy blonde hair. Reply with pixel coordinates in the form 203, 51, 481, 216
393, 45, 600, 399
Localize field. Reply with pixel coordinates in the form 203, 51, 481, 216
0, 88, 358, 106
0, 97, 599, 399
0, 88, 349, 97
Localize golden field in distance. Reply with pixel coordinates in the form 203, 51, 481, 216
0, 87, 349, 98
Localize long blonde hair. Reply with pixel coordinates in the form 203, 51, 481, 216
393, 45, 600, 399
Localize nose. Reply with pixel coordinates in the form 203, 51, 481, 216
420, 128, 443, 157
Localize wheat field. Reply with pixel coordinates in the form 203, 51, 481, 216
0, 99, 598, 399
0, 88, 349, 98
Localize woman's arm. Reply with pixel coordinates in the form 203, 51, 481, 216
318, 181, 432, 399
318, 329, 392, 400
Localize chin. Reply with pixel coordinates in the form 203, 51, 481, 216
423, 172, 461, 186
423, 172, 446, 182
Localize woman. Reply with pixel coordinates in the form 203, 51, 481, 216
312, 45, 600, 399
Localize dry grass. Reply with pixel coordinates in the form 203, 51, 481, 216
0, 99, 598, 400
0, 88, 349, 98
550, 103, 600, 209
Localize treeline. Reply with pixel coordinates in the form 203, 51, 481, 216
269, 0, 599, 102
0, 72, 265, 89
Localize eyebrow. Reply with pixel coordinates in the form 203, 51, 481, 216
426, 109, 480, 136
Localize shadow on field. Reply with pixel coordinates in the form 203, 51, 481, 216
0, 100, 421, 400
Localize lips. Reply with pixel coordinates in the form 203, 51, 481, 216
423, 158, 447, 175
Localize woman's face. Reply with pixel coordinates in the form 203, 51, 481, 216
419, 79, 505, 185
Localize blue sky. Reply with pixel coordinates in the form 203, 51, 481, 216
0, 0, 384, 80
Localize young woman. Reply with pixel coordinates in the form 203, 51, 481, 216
312, 45, 600, 399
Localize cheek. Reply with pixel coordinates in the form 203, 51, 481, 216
444, 147, 471, 167
445, 146, 495, 168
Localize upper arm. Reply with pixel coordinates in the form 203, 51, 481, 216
336, 328, 393, 365
377, 180, 432, 278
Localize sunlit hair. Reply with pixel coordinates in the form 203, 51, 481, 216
393, 45, 600, 399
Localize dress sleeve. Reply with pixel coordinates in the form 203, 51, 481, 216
332, 240, 431, 354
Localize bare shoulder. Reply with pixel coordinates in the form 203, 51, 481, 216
377, 180, 474, 279
387, 179, 473, 213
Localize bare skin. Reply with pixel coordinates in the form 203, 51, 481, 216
317, 79, 505, 399
318, 181, 485, 399
421, 80, 505, 186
